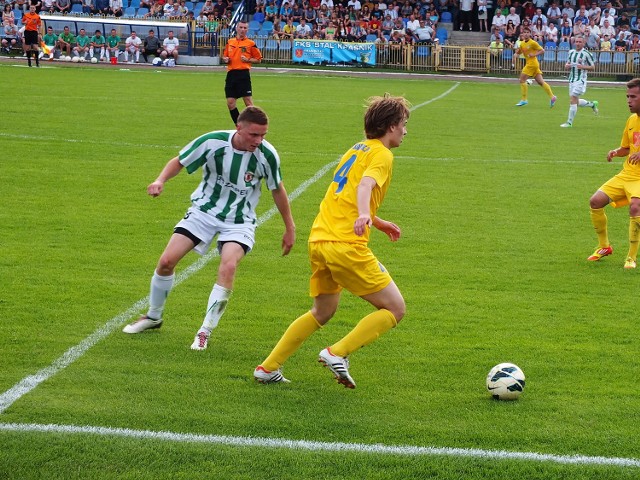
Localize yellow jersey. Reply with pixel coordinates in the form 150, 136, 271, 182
309, 139, 393, 245
620, 113, 640, 177
519, 39, 542, 68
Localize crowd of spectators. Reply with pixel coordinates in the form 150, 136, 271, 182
488, 1, 640, 52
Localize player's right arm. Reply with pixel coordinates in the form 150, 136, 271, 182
147, 156, 183, 196
607, 147, 630, 162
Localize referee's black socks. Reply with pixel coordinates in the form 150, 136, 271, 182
230, 108, 239, 125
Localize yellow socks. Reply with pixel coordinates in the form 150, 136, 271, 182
330, 309, 397, 358
261, 311, 321, 372
590, 208, 609, 248
628, 216, 640, 260
520, 81, 528, 100
542, 82, 554, 98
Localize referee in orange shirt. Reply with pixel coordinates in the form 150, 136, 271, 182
22, 4, 41, 67
222, 21, 262, 125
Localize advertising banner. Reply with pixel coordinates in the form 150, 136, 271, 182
292, 40, 376, 66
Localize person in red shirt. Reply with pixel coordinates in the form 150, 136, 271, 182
21, 5, 41, 67
222, 21, 262, 125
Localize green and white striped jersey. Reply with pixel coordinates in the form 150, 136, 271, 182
567, 48, 595, 83
178, 130, 282, 225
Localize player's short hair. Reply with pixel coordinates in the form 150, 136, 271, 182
521, 27, 531, 33
238, 106, 269, 126
627, 78, 640, 90
364, 94, 411, 139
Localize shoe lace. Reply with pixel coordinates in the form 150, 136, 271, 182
197, 332, 208, 347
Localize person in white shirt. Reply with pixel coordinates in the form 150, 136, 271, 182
295, 18, 312, 38
545, 21, 559, 43
561, 2, 574, 20
547, 2, 561, 23
459, 0, 475, 31
506, 7, 520, 26
320, 0, 334, 10
160, 30, 179, 63
347, 0, 361, 11
532, 8, 548, 25
109, 0, 123, 16
587, 2, 601, 23
599, 18, 615, 37
124, 31, 142, 63
491, 9, 507, 31
599, 10, 614, 27
405, 13, 420, 36
413, 19, 434, 43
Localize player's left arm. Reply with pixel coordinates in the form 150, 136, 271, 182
271, 182, 296, 255
372, 217, 401, 241
354, 176, 376, 236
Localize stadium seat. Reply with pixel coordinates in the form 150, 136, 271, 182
440, 11, 452, 23
280, 39, 292, 50
543, 49, 555, 61
253, 12, 265, 22
124, 7, 136, 17
13, 8, 22, 20
613, 52, 627, 64
599, 51, 612, 64
416, 45, 430, 57
255, 37, 266, 49
129, 0, 140, 7
436, 27, 448, 44
248, 20, 262, 32
365, 33, 378, 42
556, 49, 568, 62
265, 38, 279, 50
502, 48, 513, 61
185, 1, 194, 10
257, 28, 271, 36
544, 41, 556, 49
71, 3, 83, 13
136, 7, 148, 16
557, 41, 570, 50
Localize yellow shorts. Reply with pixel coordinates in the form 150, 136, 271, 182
599, 171, 640, 208
522, 64, 542, 78
308, 241, 392, 297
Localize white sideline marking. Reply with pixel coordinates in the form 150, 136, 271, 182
0, 422, 639, 468
0, 86, 455, 415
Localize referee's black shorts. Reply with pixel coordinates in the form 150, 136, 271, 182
24, 30, 39, 46
225, 69, 253, 99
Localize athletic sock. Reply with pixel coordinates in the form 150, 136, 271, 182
542, 82, 554, 98
590, 208, 609, 248
147, 272, 175, 320
628, 216, 640, 260
520, 81, 528, 100
230, 107, 240, 125
199, 283, 232, 334
568, 104, 577, 124
330, 309, 397, 358
261, 311, 321, 371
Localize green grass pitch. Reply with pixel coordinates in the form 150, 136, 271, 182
1, 62, 639, 479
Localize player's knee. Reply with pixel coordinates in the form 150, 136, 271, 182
630, 200, 640, 216
589, 194, 607, 209
156, 256, 177, 275
389, 301, 406, 323
310, 305, 336, 324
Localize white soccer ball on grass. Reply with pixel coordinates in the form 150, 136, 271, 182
526, 78, 534, 85
71, 56, 80, 63
91, 57, 98, 64
486, 363, 525, 400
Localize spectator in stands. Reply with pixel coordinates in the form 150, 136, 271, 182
90, 29, 106, 60
109, 0, 123, 16
477, 0, 488, 32
600, 33, 612, 50
145, 3, 164, 17
55, 0, 71, 14
304, 3, 316, 23
160, 29, 179, 63
56, 25, 75, 57
347, 0, 361, 11
195, 10, 208, 27
2, 17, 19, 54
545, 21, 558, 44
123, 30, 141, 62
201, 0, 214, 15
522, 1, 535, 21
604, 1, 618, 21
600, 9, 615, 27
614, 31, 628, 50
427, 5, 439, 27
504, 19, 519, 46
368, 14, 381, 34
617, 12, 630, 30
296, 17, 312, 38
586, 24, 601, 49
348, 18, 367, 40
561, 1, 574, 22
489, 34, 503, 56
324, 20, 336, 39
490, 25, 503, 41
587, 2, 601, 24
264, 0, 277, 21
176, 0, 188, 16
142, 29, 161, 61
414, 18, 434, 43
629, 33, 640, 51
334, 19, 348, 40
491, 8, 506, 31
212, 0, 226, 17
531, 17, 544, 42
279, 0, 291, 17
560, 13, 572, 28
73, 28, 91, 59
3, 4, 15, 25
105, 28, 120, 60
203, 15, 219, 42
560, 18, 572, 42
290, 2, 302, 21
458, 0, 474, 32
81, 0, 93, 14
546, 1, 561, 24
94, 0, 109, 14
405, 13, 419, 36
381, 13, 393, 35
163, 0, 174, 16
506, 7, 520, 27
532, 8, 547, 25
600, 18, 615, 38
281, 16, 295, 39
616, 24, 632, 46
41, 0, 55, 13
42, 25, 57, 59
222, 21, 261, 124
574, 4, 588, 25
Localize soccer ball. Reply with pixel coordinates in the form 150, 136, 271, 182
526, 78, 534, 85
486, 363, 525, 401
152, 57, 162, 66
71, 56, 80, 63
65, 55, 72, 62
91, 57, 98, 64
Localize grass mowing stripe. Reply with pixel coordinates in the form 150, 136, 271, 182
0, 422, 639, 468
0, 84, 452, 413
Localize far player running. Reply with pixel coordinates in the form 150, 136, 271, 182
587, 78, 640, 269
560, 35, 599, 128
514, 27, 556, 108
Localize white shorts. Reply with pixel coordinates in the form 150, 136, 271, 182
174, 206, 256, 255
569, 80, 587, 97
